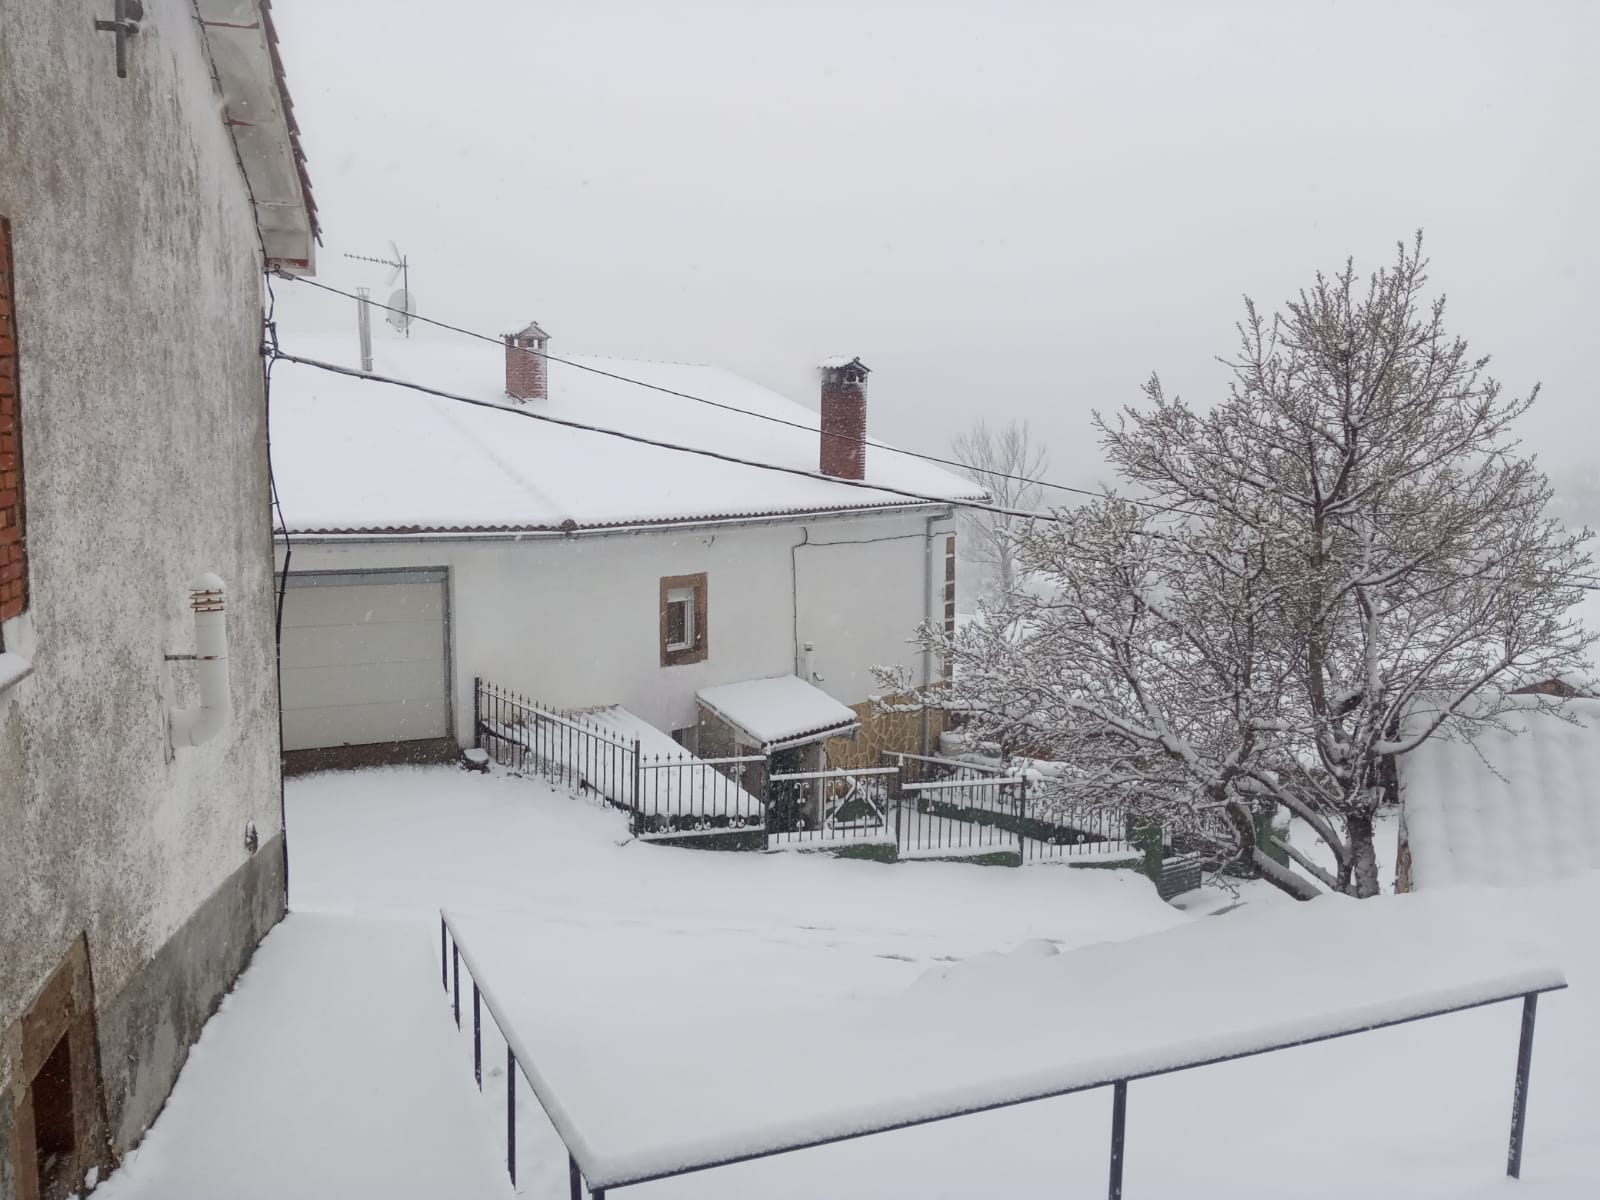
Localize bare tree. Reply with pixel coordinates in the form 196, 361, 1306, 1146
951, 420, 1049, 602
905, 237, 1594, 898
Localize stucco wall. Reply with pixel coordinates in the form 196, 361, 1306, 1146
0, 0, 285, 1147
279, 509, 955, 740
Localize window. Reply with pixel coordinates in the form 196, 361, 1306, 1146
665, 587, 694, 650
659, 572, 708, 666
0, 216, 31, 679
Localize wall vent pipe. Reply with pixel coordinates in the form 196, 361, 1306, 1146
169, 573, 231, 751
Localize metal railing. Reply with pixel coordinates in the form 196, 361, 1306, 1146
476, 678, 1141, 864
765, 766, 901, 847
476, 677, 767, 839
438, 908, 1563, 1198
440, 912, 607, 1197
476, 678, 639, 807
633, 752, 767, 836
888, 752, 1138, 863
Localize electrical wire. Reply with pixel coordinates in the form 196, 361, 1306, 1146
267, 347, 1600, 592
263, 271, 292, 907
272, 271, 1145, 507
267, 349, 1045, 521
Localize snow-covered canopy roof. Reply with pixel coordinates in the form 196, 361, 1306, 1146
197, 1, 319, 273
696, 675, 860, 750
1398, 697, 1600, 889
270, 334, 986, 534
446, 888, 1564, 1191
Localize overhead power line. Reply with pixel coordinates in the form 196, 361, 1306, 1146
268, 347, 1600, 592
266, 280, 1600, 594
267, 350, 1046, 521
272, 271, 1135, 507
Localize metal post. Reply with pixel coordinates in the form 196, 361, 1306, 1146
1507, 992, 1539, 1178
473, 984, 482, 1089
452, 943, 461, 1028
507, 1046, 517, 1185
569, 1153, 581, 1200
440, 917, 448, 992
1108, 1080, 1128, 1200
473, 675, 482, 749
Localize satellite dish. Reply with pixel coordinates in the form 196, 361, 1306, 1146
385, 288, 415, 334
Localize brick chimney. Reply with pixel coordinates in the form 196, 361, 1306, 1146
819, 356, 870, 480
504, 320, 550, 402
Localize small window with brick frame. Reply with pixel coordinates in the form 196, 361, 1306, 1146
0, 216, 27, 653
659, 573, 708, 666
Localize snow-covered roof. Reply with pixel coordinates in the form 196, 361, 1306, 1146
1398, 697, 1600, 889
197, 1, 319, 273
269, 335, 986, 534
446, 887, 1564, 1191
696, 675, 859, 750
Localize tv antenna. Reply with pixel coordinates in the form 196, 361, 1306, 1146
343, 243, 414, 336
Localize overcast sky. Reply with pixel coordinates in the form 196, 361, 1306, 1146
270, 0, 1597, 488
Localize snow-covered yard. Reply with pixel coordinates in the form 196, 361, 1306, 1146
98, 766, 1597, 1199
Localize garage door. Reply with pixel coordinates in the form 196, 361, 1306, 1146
279, 569, 450, 751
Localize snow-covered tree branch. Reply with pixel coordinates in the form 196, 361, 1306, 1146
911, 235, 1595, 899
951, 419, 1049, 603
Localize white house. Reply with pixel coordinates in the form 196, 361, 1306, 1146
1, 4, 316, 1197
268, 322, 983, 771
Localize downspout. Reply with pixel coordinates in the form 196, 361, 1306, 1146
169, 573, 231, 750
790, 527, 810, 675
921, 514, 937, 754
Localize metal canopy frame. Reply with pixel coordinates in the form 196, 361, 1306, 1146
439, 911, 1563, 1199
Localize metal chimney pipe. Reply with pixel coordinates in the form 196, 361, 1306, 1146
356, 286, 374, 373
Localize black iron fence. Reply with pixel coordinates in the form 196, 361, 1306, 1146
475, 678, 1140, 863
633, 752, 768, 836
765, 765, 901, 848
887, 752, 1139, 863
476, 678, 770, 838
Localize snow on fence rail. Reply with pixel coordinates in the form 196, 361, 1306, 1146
889, 752, 1141, 863
475, 678, 764, 835
476, 678, 1145, 860
766, 765, 900, 849
437, 898, 1568, 1197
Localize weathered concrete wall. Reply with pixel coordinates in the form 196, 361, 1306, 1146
279, 507, 957, 740
0, 0, 286, 1175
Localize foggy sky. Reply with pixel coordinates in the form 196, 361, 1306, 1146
269, 0, 1598, 489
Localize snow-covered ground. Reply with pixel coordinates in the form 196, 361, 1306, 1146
97, 766, 1596, 1199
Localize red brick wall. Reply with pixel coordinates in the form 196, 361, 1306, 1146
504, 333, 547, 402
0, 219, 25, 623
819, 364, 867, 480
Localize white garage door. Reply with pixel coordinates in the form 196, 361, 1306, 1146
279, 569, 450, 751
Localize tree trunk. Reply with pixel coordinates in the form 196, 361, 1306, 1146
1346, 812, 1381, 898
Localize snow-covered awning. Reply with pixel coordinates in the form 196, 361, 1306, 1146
696, 675, 859, 752
196, 1, 319, 274
444, 889, 1566, 1192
